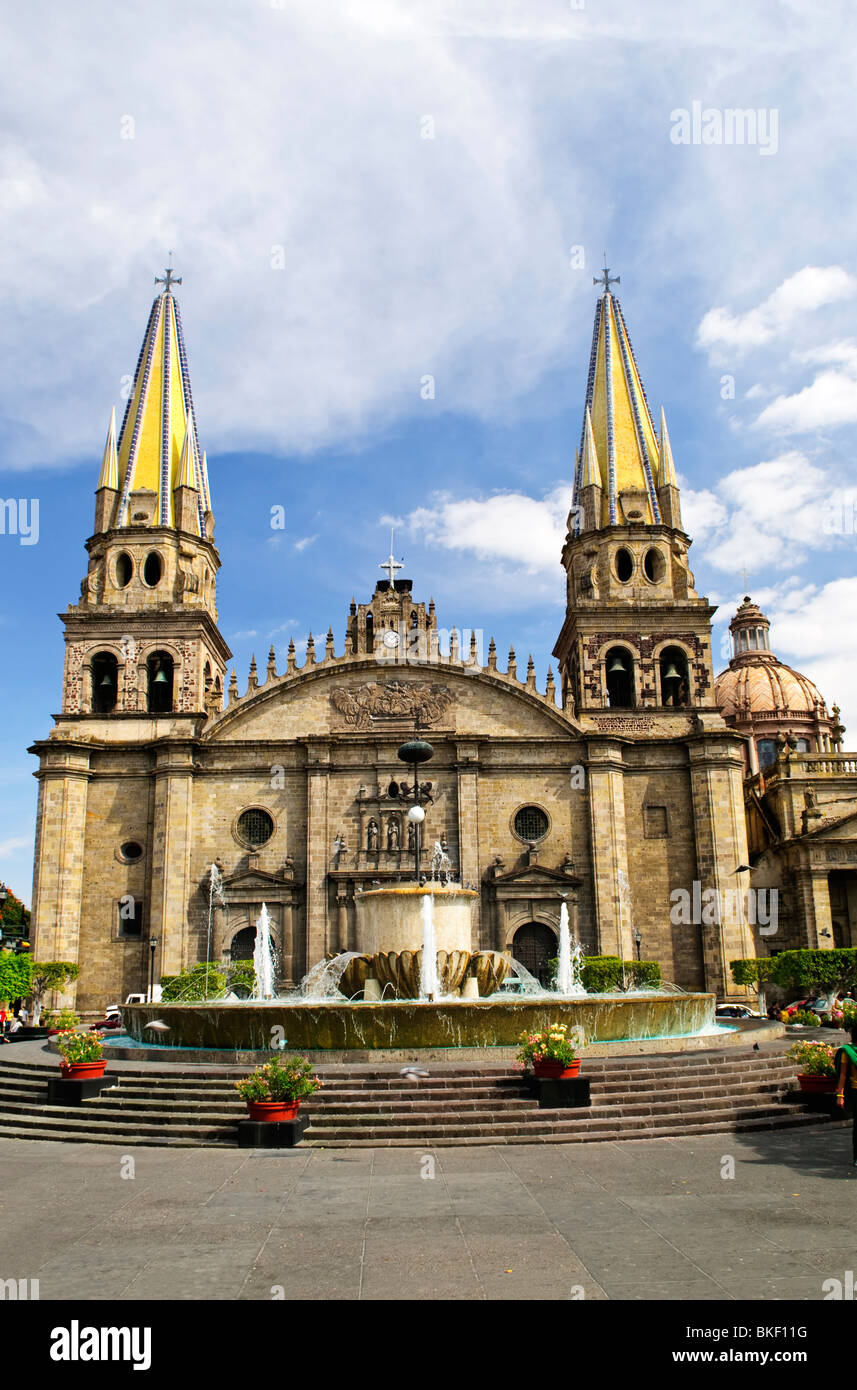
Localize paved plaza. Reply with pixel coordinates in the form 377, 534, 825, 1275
1, 1124, 853, 1302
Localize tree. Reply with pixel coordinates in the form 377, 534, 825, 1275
0, 950, 32, 1005
730, 957, 777, 1014
0, 885, 31, 941
770, 948, 857, 1001
28, 962, 80, 1026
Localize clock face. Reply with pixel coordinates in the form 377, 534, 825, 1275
383, 630, 399, 649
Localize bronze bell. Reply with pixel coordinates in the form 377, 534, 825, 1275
663, 662, 681, 682
607, 655, 627, 675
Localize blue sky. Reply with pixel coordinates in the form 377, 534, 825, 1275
2, 0, 857, 904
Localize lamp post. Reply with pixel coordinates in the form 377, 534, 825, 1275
148, 936, 159, 1004
633, 928, 642, 962
0, 885, 6, 945
389, 735, 435, 883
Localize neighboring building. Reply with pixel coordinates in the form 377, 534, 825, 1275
29, 269, 759, 1011
715, 599, 857, 953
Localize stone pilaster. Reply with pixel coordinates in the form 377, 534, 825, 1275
148, 742, 195, 978
455, 742, 481, 945
304, 740, 331, 970
30, 745, 92, 985
586, 740, 632, 959
794, 868, 834, 949
687, 734, 754, 995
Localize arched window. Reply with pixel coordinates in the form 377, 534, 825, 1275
758, 739, 777, 770
147, 651, 174, 713
605, 646, 634, 708
365, 614, 374, 654
91, 652, 118, 713
659, 646, 690, 707
794, 737, 811, 752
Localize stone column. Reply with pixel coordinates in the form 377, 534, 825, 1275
687, 733, 754, 996
795, 867, 834, 949
304, 740, 331, 970
335, 892, 348, 955
455, 742, 481, 945
586, 741, 632, 960
280, 900, 295, 986
30, 744, 92, 987
148, 741, 196, 978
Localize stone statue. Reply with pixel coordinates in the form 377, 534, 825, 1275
804, 786, 817, 810
407, 821, 415, 851
367, 819, 379, 852
387, 818, 399, 851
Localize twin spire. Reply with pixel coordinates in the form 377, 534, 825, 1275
95, 270, 211, 536
572, 269, 681, 530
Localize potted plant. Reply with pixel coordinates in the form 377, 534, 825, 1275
55, 1028, 107, 1080
787, 1039, 838, 1093
518, 1024, 581, 1079
234, 1054, 322, 1121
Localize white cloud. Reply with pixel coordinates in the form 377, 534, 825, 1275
0, 835, 31, 858
697, 267, 857, 356
755, 359, 857, 433
293, 535, 317, 553
406, 485, 568, 576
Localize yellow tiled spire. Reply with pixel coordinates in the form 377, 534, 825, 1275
658, 406, 678, 488
177, 412, 198, 490
579, 406, 602, 488
113, 270, 206, 534
96, 407, 118, 490
572, 266, 664, 527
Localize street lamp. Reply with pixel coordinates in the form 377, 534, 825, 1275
0, 885, 6, 944
148, 936, 159, 1004
391, 735, 435, 882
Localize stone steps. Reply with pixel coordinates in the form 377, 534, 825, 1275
0, 1046, 835, 1149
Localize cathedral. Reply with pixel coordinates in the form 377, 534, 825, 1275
28, 269, 856, 1012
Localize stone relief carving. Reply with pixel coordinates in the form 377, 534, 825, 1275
331, 681, 454, 730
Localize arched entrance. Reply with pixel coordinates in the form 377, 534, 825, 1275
229, 926, 256, 961
512, 922, 556, 986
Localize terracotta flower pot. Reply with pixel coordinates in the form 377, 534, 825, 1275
532, 1059, 581, 1080
60, 1060, 107, 1080
797, 1073, 836, 1093
247, 1099, 300, 1122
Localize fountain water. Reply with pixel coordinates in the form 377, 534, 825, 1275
555, 901, 586, 997
252, 903, 276, 1000
419, 894, 440, 1000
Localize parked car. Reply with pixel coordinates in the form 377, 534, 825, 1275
715, 1003, 763, 1020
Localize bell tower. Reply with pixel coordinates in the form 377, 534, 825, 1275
553, 268, 717, 717
62, 269, 231, 720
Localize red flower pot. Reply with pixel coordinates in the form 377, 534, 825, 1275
532, 1060, 581, 1080
60, 1060, 107, 1081
247, 1099, 300, 1122
797, 1073, 836, 1094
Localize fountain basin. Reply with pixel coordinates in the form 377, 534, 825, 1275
355, 884, 478, 956
123, 992, 715, 1051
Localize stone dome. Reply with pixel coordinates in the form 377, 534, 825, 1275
714, 659, 826, 719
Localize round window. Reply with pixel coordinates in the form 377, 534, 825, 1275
513, 806, 549, 842
615, 548, 634, 583
143, 551, 163, 586
120, 841, 143, 862
115, 552, 133, 588
643, 547, 665, 583
237, 808, 275, 847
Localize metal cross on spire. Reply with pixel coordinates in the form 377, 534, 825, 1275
379, 528, 403, 586
593, 254, 619, 295
155, 256, 182, 295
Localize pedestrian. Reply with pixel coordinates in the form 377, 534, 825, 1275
834, 1023, 857, 1168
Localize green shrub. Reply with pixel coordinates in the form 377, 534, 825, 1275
226, 962, 256, 998
730, 957, 777, 990
161, 963, 227, 1001
580, 956, 661, 993
791, 1008, 821, 1027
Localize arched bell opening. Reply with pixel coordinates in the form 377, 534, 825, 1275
605, 646, 635, 709
659, 645, 690, 707
147, 650, 174, 714
91, 651, 119, 713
